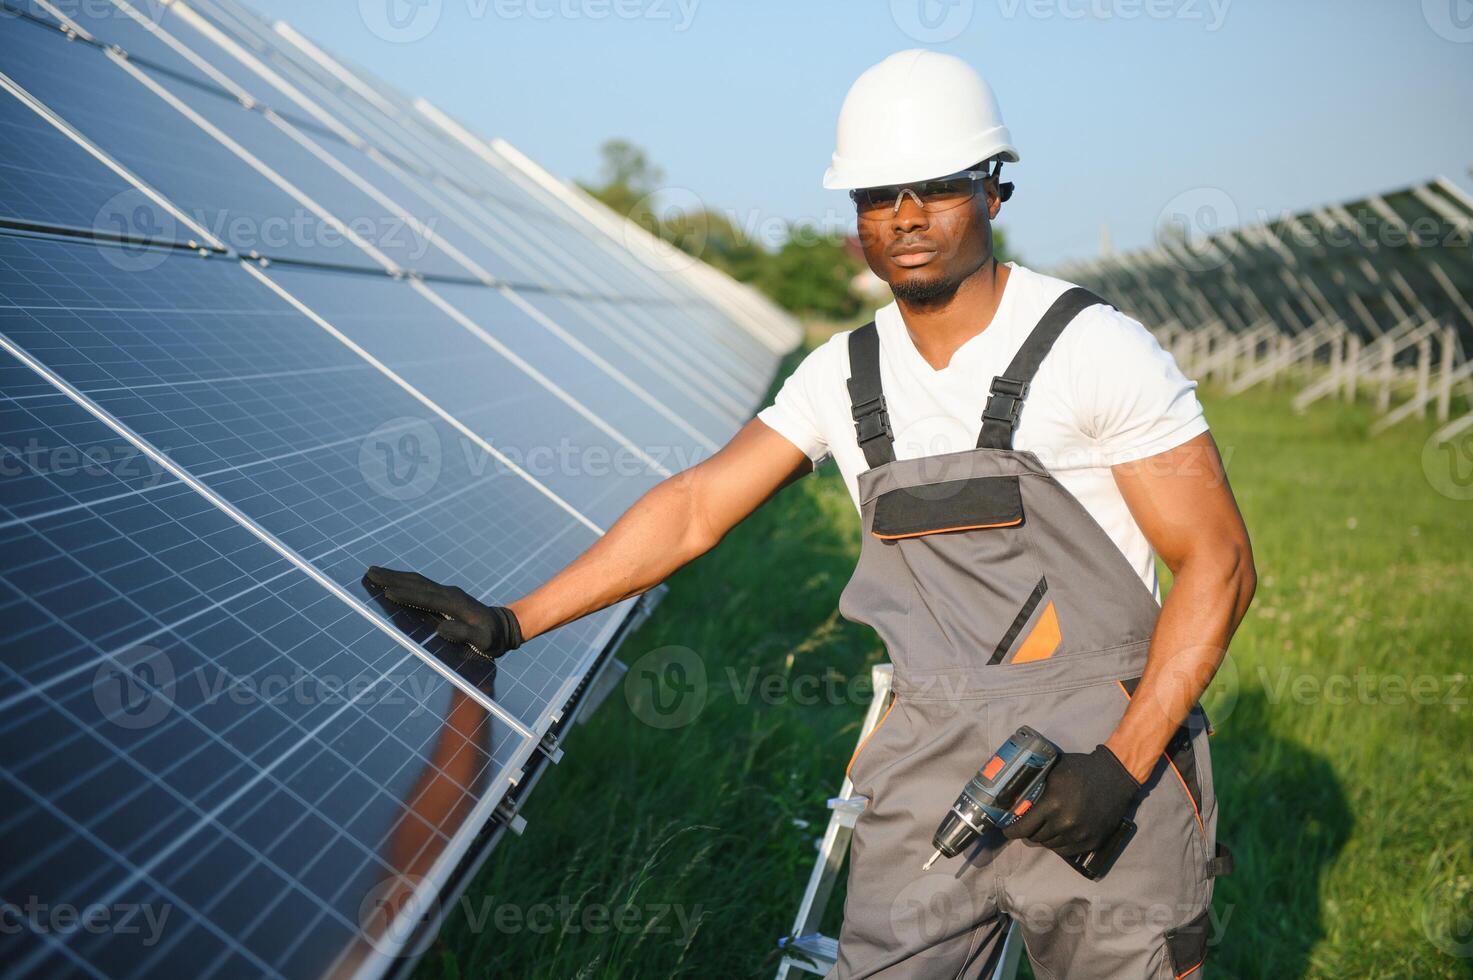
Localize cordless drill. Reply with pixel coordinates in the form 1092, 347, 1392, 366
922, 725, 1136, 880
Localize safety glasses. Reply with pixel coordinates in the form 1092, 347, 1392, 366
850, 168, 992, 219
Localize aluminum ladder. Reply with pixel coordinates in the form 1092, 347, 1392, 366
775, 663, 1023, 979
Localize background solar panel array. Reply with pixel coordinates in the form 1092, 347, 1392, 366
1053, 179, 1473, 349
0, 2, 799, 977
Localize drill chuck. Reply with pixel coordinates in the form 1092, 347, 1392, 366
924, 792, 997, 869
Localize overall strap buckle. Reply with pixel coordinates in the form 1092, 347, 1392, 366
850, 393, 892, 445
1206, 841, 1235, 878
977, 287, 1108, 451
981, 377, 1030, 428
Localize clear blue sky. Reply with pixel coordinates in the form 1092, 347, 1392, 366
247, 0, 1473, 267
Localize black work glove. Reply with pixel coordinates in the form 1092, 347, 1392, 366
1001, 744, 1141, 857
364, 566, 523, 659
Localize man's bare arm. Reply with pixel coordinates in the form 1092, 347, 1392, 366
1104, 431, 1256, 783
509, 419, 811, 640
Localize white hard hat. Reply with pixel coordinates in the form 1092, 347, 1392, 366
823, 49, 1019, 191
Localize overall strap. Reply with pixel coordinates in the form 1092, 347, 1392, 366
846, 322, 895, 468
977, 287, 1108, 450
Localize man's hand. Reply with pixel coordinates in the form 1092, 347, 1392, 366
1001, 745, 1140, 857
364, 566, 524, 659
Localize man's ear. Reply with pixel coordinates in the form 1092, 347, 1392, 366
985, 180, 1004, 220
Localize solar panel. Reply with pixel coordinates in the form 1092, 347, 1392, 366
1051, 178, 1473, 440
1056, 177, 1473, 346
0, 341, 537, 978
258, 132, 566, 288
0, 1, 800, 974
565, 292, 773, 410
177, 12, 786, 393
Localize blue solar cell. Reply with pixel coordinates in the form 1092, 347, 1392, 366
425, 167, 756, 368
345, 142, 781, 383
0, 19, 382, 269
164, 2, 706, 288
81, 9, 545, 285
349, 174, 758, 395
0, 344, 536, 977
52, 0, 566, 287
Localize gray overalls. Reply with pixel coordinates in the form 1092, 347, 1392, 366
830, 289, 1230, 979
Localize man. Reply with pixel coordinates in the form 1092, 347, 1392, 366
368, 49, 1254, 979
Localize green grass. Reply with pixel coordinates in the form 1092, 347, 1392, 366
414, 341, 1473, 980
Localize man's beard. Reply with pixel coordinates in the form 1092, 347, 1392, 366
890, 271, 965, 306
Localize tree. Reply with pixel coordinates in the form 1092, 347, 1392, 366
757, 230, 862, 321
578, 139, 664, 221
571, 140, 1057, 320
992, 225, 1018, 266
655, 207, 767, 285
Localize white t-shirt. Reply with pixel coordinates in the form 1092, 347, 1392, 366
756, 263, 1209, 598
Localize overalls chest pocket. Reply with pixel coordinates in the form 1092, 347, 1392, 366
870, 473, 1023, 540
